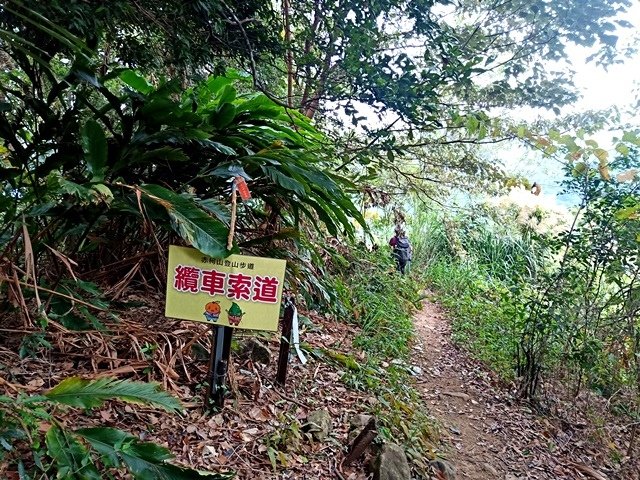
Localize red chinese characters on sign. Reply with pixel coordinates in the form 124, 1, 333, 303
201, 269, 226, 296
227, 273, 253, 301
172, 266, 280, 303
174, 265, 201, 293
253, 276, 279, 303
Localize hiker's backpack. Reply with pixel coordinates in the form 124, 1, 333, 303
394, 237, 411, 262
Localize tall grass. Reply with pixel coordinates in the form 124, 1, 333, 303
407, 209, 453, 267
460, 225, 541, 282
423, 259, 522, 379
405, 204, 539, 380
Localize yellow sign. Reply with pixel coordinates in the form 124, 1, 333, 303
165, 246, 286, 331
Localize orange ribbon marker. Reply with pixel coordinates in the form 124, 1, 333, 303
234, 176, 251, 200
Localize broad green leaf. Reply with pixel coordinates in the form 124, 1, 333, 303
138, 147, 190, 164
288, 166, 338, 195
594, 148, 609, 162
139, 98, 182, 124
217, 85, 236, 104
622, 131, 640, 144
304, 198, 338, 236
197, 198, 231, 223
76, 428, 231, 480
206, 163, 251, 179
120, 70, 153, 94
559, 135, 578, 150
206, 76, 232, 96
548, 129, 560, 141
57, 177, 95, 204
235, 95, 280, 118
138, 184, 235, 258
81, 120, 108, 182
614, 204, 640, 221
267, 447, 277, 471
263, 166, 306, 196
210, 103, 237, 129
46, 425, 101, 480
90, 184, 113, 204
45, 377, 183, 413
74, 427, 131, 466
201, 140, 236, 156
3, 3, 92, 61
466, 115, 479, 134
312, 193, 354, 234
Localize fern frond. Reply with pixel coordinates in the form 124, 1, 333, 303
77, 427, 235, 479
45, 377, 183, 413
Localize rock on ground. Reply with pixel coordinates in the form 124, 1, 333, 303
373, 442, 411, 480
305, 409, 332, 441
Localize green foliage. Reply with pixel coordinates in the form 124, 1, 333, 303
515, 150, 640, 399
0, 377, 232, 479
269, 0, 637, 214
425, 260, 523, 379
284, 0, 633, 122
334, 247, 417, 359
138, 184, 235, 258
0, 0, 281, 76
408, 205, 529, 378
263, 414, 305, 470
406, 209, 452, 267
413, 143, 640, 415
76, 427, 229, 480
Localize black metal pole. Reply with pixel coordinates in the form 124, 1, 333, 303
276, 298, 295, 386
204, 325, 234, 412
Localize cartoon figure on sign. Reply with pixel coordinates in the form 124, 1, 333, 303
227, 302, 245, 326
203, 301, 221, 322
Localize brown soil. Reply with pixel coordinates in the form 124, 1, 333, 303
2, 293, 638, 479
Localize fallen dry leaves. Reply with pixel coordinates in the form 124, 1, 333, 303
1, 292, 639, 479
0, 295, 377, 479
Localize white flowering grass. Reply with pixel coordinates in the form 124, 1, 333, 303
486, 187, 572, 235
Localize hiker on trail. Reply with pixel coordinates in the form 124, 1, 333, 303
389, 226, 412, 274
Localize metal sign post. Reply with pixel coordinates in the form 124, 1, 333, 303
204, 325, 234, 411
276, 296, 295, 386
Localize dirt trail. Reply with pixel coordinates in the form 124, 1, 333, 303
410, 298, 635, 480
412, 299, 507, 479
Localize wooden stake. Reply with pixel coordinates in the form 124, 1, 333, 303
227, 182, 237, 251
343, 416, 377, 466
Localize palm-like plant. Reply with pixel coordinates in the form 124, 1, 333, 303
0, 1, 365, 326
